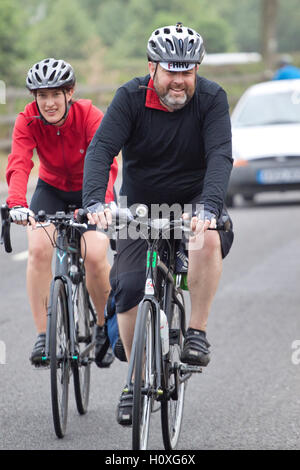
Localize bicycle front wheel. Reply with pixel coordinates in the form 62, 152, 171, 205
50, 279, 70, 438
132, 300, 155, 450
73, 281, 92, 415
161, 289, 186, 450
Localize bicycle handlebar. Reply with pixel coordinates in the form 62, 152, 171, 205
0, 207, 88, 253
1, 203, 230, 254
76, 205, 231, 236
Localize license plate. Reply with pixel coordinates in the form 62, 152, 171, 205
257, 168, 300, 184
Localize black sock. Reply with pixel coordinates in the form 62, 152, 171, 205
187, 327, 206, 337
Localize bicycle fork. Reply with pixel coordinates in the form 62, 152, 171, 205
125, 296, 163, 399
43, 237, 78, 364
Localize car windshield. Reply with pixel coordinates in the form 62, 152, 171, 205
232, 90, 300, 127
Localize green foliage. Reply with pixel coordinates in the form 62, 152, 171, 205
0, 0, 28, 85
27, 0, 95, 62
214, 0, 261, 53
278, 0, 300, 51
96, 0, 130, 47
2, 0, 300, 88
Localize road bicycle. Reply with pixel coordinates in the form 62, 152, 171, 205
122, 209, 199, 450
1, 204, 97, 438
78, 204, 222, 450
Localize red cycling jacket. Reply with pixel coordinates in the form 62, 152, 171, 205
6, 99, 118, 208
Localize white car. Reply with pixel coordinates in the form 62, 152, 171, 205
226, 79, 300, 206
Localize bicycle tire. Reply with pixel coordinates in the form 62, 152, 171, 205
132, 300, 155, 450
50, 279, 70, 438
73, 281, 92, 415
161, 289, 186, 450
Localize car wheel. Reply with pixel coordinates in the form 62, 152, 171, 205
243, 194, 254, 204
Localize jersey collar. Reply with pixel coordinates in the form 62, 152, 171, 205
145, 78, 169, 112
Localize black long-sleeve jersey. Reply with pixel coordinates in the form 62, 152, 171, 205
83, 74, 233, 218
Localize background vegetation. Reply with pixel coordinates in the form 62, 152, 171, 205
1, 0, 300, 87
0, 0, 300, 182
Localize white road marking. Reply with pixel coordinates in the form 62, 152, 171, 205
12, 250, 28, 261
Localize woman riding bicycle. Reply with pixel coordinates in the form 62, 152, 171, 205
5, 58, 118, 367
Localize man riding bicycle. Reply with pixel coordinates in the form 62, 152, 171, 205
5, 58, 118, 368
83, 24, 234, 425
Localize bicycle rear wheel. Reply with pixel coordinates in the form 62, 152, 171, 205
50, 279, 70, 438
161, 289, 186, 450
73, 281, 92, 415
132, 300, 155, 450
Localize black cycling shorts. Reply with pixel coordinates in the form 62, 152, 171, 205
110, 205, 234, 314
30, 178, 96, 231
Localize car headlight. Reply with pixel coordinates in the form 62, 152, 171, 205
233, 158, 249, 167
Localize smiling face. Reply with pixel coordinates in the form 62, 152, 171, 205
148, 62, 198, 111
35, 87, 74, 125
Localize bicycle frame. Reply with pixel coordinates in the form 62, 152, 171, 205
42, 213, 94, 364
125, 222, 185, 398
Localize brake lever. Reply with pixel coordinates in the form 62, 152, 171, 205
1, 204, 12, 253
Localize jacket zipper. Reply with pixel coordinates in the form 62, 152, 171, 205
57, 129, 71, 191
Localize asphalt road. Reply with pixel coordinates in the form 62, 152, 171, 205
0, 189, 300, 451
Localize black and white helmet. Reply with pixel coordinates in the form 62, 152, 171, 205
147, 23, 205, 65
26, 58, 75, 90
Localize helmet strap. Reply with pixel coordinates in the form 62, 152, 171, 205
152, 63, 159, 82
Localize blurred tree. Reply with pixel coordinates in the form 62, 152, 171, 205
3, 0, 300, 88
110, 0, 154, 58
0, 0, 28, 86
277, 0, 300, 52
105, 0, 235, 60
261, 0, 278, 69
212, 0, 261, 52
96, 0, 130, 47
27, 0, 95, 62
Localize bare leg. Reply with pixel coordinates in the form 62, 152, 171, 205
117, 306, 138, 362
81, 230, 111, 326
26, 224, 54, 333
187, 230, 222, 331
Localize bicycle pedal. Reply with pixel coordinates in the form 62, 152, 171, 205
180, 364, 202, 373
80, 357, 90, 366
32, 361, 50, 369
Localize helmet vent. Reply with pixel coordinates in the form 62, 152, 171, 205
155, 30, 160, 35
43, 65, 48, 76
187, 39, 194, 51
53, 61, 58, 68
61, 71, 70, 81
188, 29, 194, 35
163, 28, 170, 34
49, 71, 56, 82
166, 38, 174, 51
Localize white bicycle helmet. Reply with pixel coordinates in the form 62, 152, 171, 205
147, 23, 205, 65
26, 58, 75, 90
